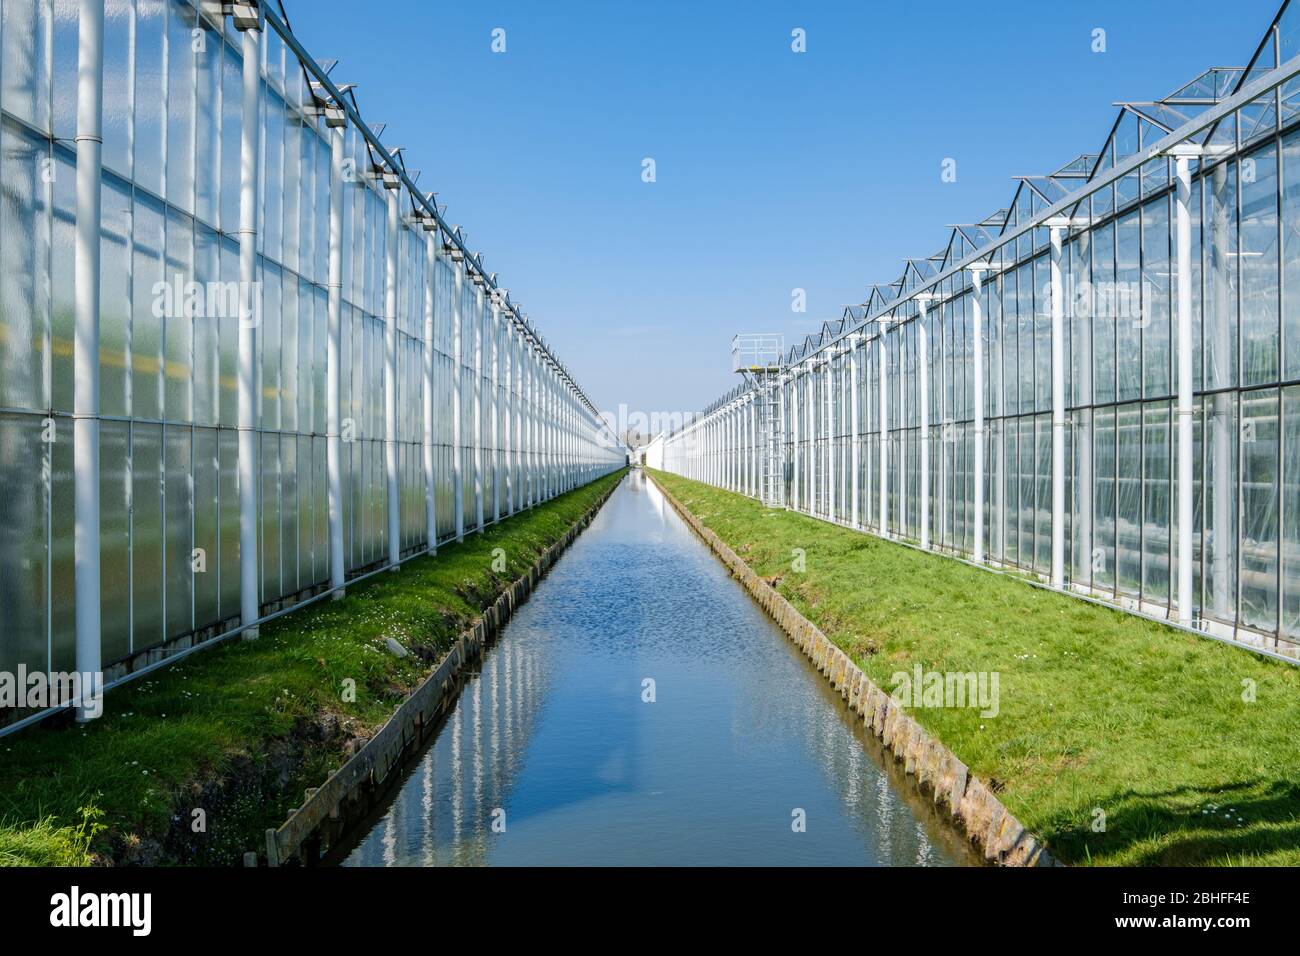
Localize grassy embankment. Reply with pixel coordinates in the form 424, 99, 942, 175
0, 470, 626, 866
649, 469, 1300, 866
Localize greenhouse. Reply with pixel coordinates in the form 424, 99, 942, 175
0, 0, 624, 731
658, 0, 1300, 659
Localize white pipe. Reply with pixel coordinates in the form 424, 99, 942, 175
849, 338, 860, 528
879, 325, 889, 536
327, 128, 347, 586
514, 329, 523, 507
825, 357, 834, 520
73, 0, 104, 720
237, 25, 262, 639
526, 345, 535, 506
972, 268, 986, 566
917, 301, 930, 550
452, 259, 464, 540
473, 286, 484, 530
1174, 152, 1195, 624
750, 397, 757, 497
491, 302, 501, 523
423, 232, 437, 552
541, 365, 550, 499
805, 371, 814, 511
504, 320, 513, 515
790, 374, 799, 507
384, 188, 400, 568
1048, 229, 1065, 588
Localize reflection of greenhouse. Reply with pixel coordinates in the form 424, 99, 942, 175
664, 0, 1300, 659
0, 1, 623, 732
345, 632, 551, 867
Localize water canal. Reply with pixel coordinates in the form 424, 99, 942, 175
339, 471, 977, 866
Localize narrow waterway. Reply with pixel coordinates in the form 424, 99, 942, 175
339, 471, 977, 866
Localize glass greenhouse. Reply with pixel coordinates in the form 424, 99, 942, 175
662, 0, 1300, 659
0, 0, 624, 731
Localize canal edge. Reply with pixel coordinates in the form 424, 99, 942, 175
260, 472, 626, 867
646, 471, 1058, 868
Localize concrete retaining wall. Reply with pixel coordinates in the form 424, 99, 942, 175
260, 474, 625, 866
648, 471, 1057, 868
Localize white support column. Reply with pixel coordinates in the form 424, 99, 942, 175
1172, 148, 1197, 624
749, 396, 757, 497
473, 286, 484, 531
722, 405, 733, 489
915, 297, 933, 550
73, 0, 104, 719
422, 230, 437, 553
713, 412, 719, 487
540, 361, 549, 500
791, 373, 800, 508
969, 265, 988, 567
327, 127, 347, 586
849, 336, 860, 528
520, 339, 530, 507
879, 322, 889, 536
491, 299, 501, 524
543, 365, 553, 499
383, 188, 400, 569
237, 22, 262, 638
522, 343, 531, 505
529, 344, 538, 506
1046, 225, 1067, 589
451, 256, 465, 540
504, 318, 514, 515
805, 369, 814, 512
730, 405, 737, 490
721, 409, 727, 488
825, 356, 834, 520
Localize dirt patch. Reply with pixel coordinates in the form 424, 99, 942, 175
104, 713, 365, 866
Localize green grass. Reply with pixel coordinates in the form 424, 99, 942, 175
649, 469, 1300, 866
0, 471, 625, 866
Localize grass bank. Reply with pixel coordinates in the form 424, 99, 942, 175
649, 469, 1300, 866
0, 470, 625, 866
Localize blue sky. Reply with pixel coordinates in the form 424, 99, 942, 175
291, 0, 1279, 421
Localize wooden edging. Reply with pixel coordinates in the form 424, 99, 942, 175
647, 471, 1058, 868
260, 473, 625, 867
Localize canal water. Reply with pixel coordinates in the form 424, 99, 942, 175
339, 470, 976, 866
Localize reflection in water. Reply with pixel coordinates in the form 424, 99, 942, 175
342, 471, 977, 866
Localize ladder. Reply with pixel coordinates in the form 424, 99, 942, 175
757, 373, 785, 508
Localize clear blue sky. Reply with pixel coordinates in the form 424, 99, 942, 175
290, 0, 1279, 421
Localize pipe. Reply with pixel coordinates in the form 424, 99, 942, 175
473, 286, 484, 530
504, 319, 513, 515
791, 372, 800, 508
491, 301, 501, 523
850, 337, 860, 528
452, 258, 464, 540
973, 269, 987, 566
423, 232, 437, 553
73, 0, 105, 721
917, 302, 930, 550
879, 326, 889, 536
237, 24, 262, 639
327, 127, 347, 588
1048, 230, 1065, 588
1174, 152, 1195, 624
384, 189, 400, 568
825, 356, 834, 520
805, 370, 814, 512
